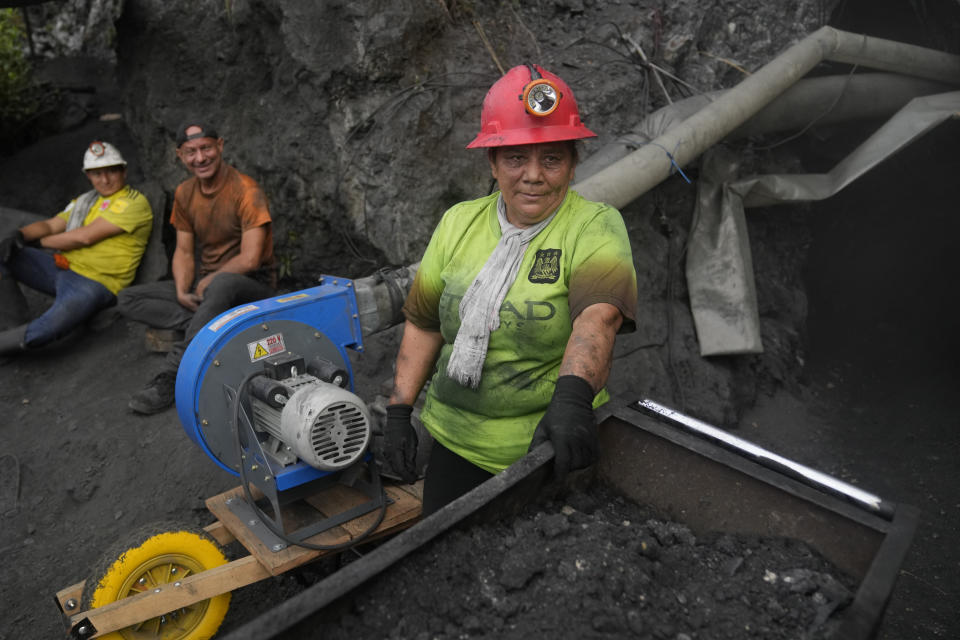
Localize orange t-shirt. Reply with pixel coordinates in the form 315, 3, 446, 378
170, 164, 274, 276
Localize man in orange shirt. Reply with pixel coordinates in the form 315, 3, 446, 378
118, 121, 275, 414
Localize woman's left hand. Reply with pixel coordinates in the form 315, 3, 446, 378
529, 374, 598, 477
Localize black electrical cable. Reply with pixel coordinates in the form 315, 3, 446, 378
661, 193, 689, 412
232, 372, 388, 552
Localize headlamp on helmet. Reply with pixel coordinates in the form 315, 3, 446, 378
521, 65, 561, 117
82, 141, 127, 171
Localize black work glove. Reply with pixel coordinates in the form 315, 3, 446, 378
0, 230, 25, 264
384, 404, 419, 483
529, 375, 598, 477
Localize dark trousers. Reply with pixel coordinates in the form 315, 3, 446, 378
117, 273, 274, 371
421, 440, 494, 517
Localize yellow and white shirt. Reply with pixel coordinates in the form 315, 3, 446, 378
56, 185, 153, 294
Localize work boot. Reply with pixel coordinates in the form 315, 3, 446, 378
0, 324, 27, 357
129, 369, 178, 415
0, 275, 30, 330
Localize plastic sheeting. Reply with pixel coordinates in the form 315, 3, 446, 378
688, 91, 960, 355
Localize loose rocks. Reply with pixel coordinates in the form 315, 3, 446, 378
308, 484, 855, 639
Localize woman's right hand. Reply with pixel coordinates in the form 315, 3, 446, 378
384, 404, 419, 483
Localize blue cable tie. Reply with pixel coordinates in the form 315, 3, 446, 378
649, 142, 692, 184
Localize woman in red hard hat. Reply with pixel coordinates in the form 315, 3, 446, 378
385, 65, 638, 514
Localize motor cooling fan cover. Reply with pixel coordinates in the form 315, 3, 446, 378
280, 383, 372, 471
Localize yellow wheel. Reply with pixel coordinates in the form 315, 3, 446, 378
81, 523, 231, 640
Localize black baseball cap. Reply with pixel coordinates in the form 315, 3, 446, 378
176, 121, 220, 147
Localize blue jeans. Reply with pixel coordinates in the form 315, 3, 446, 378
0, 247, 116, 347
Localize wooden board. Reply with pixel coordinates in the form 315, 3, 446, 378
206, 480, 423, 576
66, 556, 270, 638
54, 521, 238, 617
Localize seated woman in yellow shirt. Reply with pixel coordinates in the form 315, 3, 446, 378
0, 141, 153, 355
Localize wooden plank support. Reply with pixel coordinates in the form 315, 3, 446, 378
306, 482, 422, 539
55, 582, 85, 617
68, 555, 270, 638
55, 521, 235, 622
204, 520, 237, 546
207, 482, 423, 576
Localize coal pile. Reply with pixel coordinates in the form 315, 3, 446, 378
309, 485, 855, 639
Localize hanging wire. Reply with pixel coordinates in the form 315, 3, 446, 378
661, 191, 690, 412
753, 63, 861, 151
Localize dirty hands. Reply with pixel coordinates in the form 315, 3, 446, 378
175, 273, 215, 311
384, 404, 419, 483
176, 289, 201, 311
0, 230, 25, 264
529, 375, 598, 477
195, 273, 216, 298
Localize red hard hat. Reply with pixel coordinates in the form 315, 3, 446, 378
466, 64, 596, 149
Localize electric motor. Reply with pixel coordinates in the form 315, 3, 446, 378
250, 376, 372, 472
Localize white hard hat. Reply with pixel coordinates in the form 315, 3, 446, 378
82, 141, 127, 171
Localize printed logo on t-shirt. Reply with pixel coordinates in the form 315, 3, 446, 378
528, 248, 561, 284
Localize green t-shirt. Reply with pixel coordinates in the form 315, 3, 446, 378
404, 190, 637, 473
57, 185, 153, 294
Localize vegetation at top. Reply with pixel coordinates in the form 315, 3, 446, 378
0, 9, 41, 148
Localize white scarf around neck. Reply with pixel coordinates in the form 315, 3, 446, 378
67, 190, 99, 231
446, 194, 561, 388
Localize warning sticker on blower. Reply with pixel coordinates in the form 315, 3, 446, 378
247, 333, 286, 362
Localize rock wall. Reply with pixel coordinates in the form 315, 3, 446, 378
111, 0, 826, 273
20, 0, 124, 61
17, 0, 836, 425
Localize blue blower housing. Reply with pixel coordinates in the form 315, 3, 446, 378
175, 276, 366, 492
